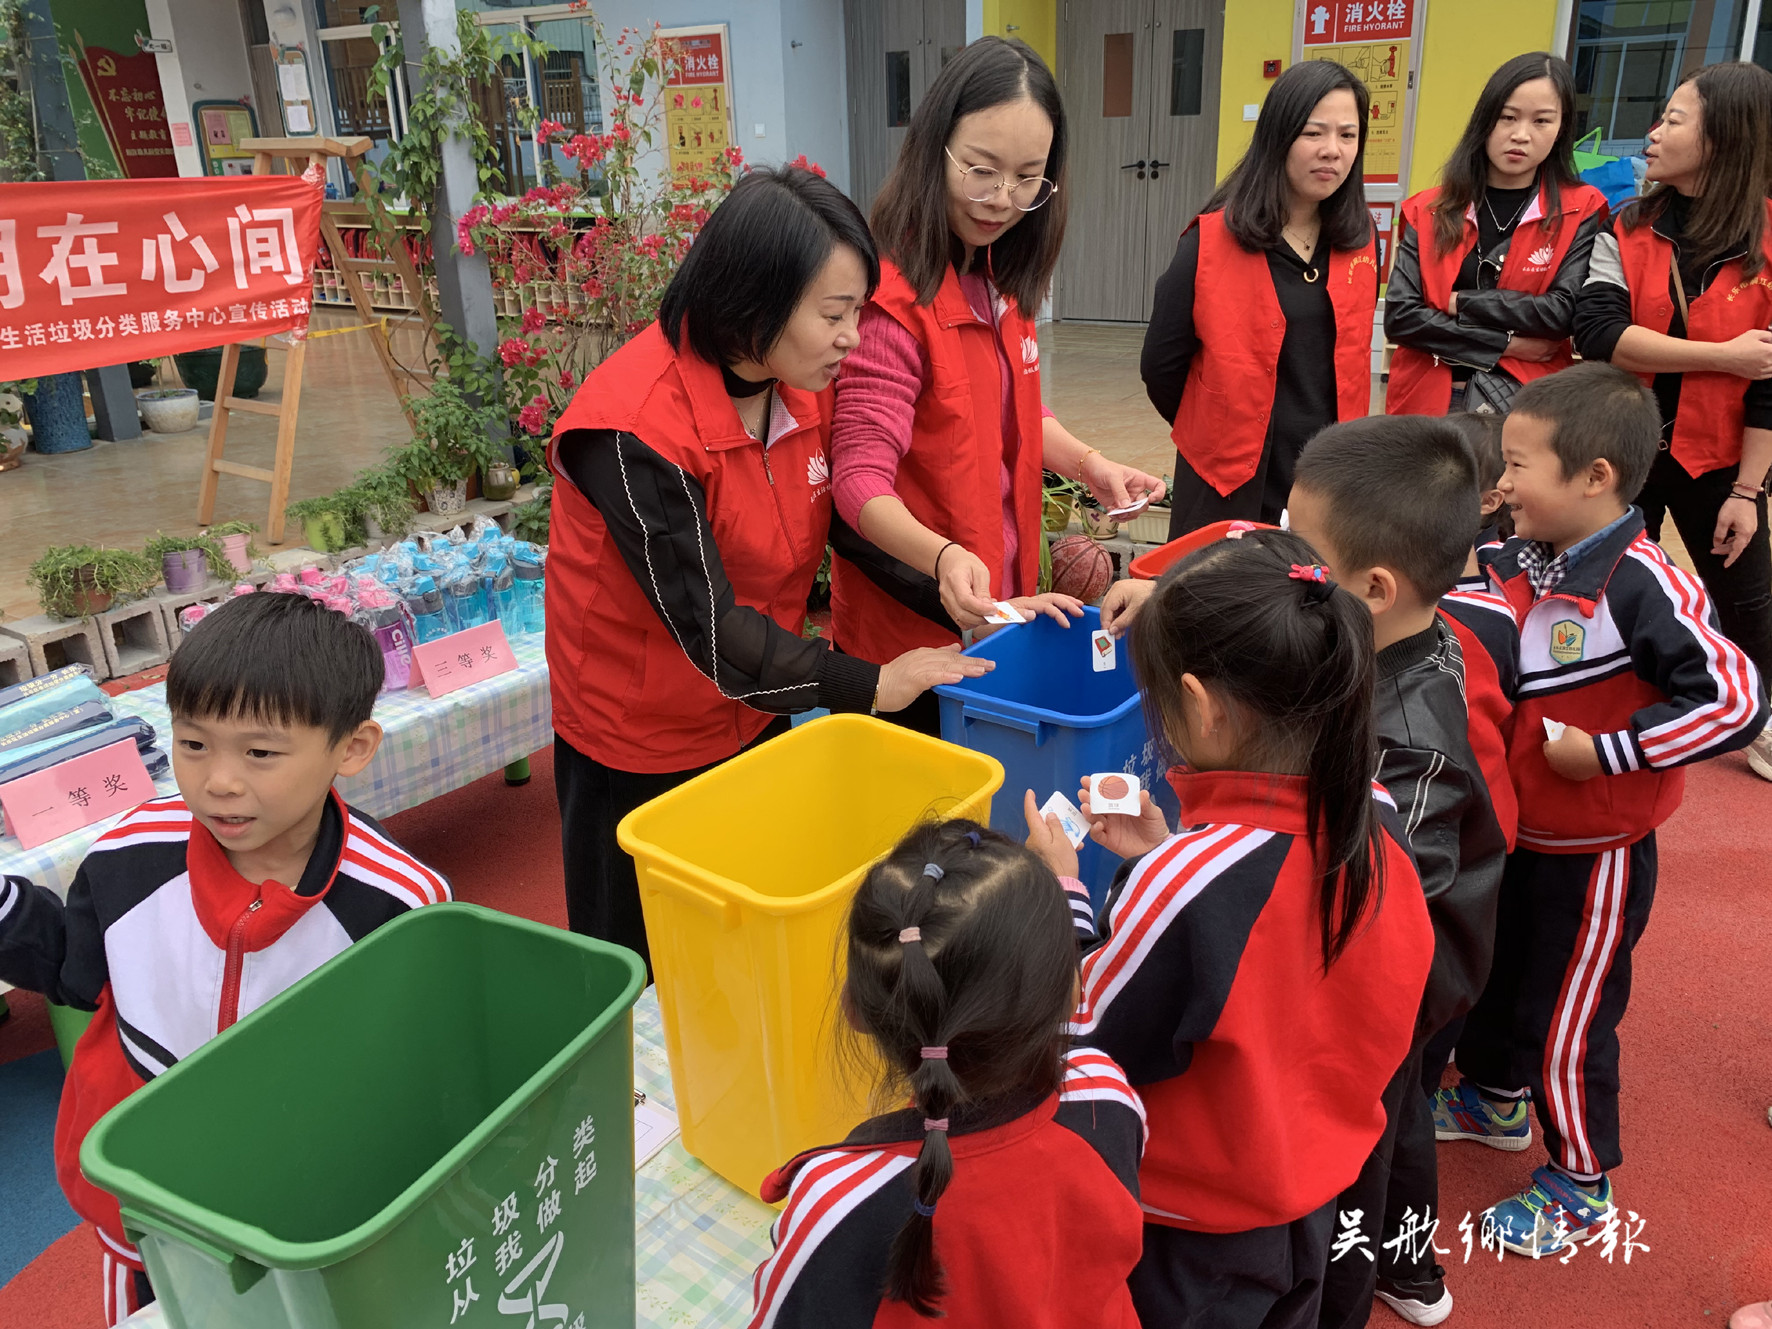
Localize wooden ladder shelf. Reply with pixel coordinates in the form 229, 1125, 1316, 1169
196, 135, 431, 544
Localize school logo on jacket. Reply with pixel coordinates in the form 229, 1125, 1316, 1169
1021, 335, 1040, 367
1549, 619, 1585, 664
1524, 243, 1556, 271
807, 450, 830, 498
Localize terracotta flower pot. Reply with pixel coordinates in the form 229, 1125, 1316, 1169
70, 566, 112, 618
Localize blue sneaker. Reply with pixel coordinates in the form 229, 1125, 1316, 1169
1485, 1165, 1615, 1258
1432, 1080, 1533, 1151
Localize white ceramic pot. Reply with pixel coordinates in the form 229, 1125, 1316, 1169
426, 479, 468, 515
137, 387, 200, 434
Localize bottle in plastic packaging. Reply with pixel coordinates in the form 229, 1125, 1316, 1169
511, 552, 545, 635
484, 555, 520, 632
372, 606, 414, 691
444, 571, 489, 632
404, 575, 451, 644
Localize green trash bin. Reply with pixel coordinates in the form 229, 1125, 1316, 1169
81, 904, 645, 1329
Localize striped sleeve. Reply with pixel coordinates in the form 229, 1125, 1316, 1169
1067, 825, 1287, 1086
342, 812, 453, 908
1054, 1048, 1147, 1200
1595, 544, 1769, 774
747, 1149, 913, 1329
1059, 875, 1100, 947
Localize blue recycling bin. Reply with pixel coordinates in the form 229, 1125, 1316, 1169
934, 607, 1178, 906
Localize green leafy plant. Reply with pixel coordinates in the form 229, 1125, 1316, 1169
205, 519, 262, 563
509, 487, 552, 545
29, 545, 159, 619
285, 494, 367, 553
390, 371, 507, 494
0, 378, 35, 430
0, 0, 43, 185
344, 465, 417, 536
143, 530, 227, 577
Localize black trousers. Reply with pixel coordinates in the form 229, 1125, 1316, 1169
1318, 1048, 1431, 1329
1131, 1202, 1335, 1329
554, 718, 790, 977
1168, 442, 1296, 540
1638, 449, 1772, 680
1455, 838, 1658, 1177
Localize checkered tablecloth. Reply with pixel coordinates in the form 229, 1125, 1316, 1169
120, 986, 776, 1329
0, 635, 553, 901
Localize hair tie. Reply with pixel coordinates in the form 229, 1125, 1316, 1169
923, 1117, 949, 1133
898, 927, 921, 944
920, 1046, 948, 1060
964, 830, 980, 847
922, 862, 945, 882
913, 1199, 937, 1218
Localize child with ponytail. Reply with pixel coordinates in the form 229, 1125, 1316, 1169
1026, 529, 1434, 1329
747, 820, 1147, 1328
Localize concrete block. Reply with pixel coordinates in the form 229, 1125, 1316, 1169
149, 579, 234, 640
0, 615, 109, 681
98, 600, 172, 678
0, 636, 29, 689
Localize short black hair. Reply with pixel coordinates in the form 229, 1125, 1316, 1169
1447, 412, 1513, 540
167, 593, 382, 743
1509, 362, 1661, 501
659, 165, 879, 367
1293, 414, 1480, 600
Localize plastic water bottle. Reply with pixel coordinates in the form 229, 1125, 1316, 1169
511, 553, 545, 635
372, 606, 413, 691
405, 576, 451, 644
445, 573, 489, 632
484, 555, 520, 633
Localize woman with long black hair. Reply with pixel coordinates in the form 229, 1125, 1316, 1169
1386, 53, 1608, 416
1575, 61, 1772, 780
1141, 60, 1378, 537
830, 38, 1164, 734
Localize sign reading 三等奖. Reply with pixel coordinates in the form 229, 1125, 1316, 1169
0, 176, 322, 381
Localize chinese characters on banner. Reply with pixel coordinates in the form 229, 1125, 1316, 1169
0, 177, 321, 381
659, 27, 735, 179
73, 46, 177, 179
1302, 0, 1415, 183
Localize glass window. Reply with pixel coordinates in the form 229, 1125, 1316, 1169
1572, 1, 1749, 156
887, 50, 911, 127
1170, 28, 1205, 116
1103, 33, 1134, 118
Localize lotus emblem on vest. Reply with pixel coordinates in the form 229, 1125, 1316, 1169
807, 452, 830, 487
1021, 335, 1040, 366
1525, 243, 1555, 269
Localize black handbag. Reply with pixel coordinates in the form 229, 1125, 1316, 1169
1462, 366, 1520, 416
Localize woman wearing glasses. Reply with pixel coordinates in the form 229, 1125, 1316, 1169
1385, 53, 1606, 416
830, 37, 1163, 733
1141, 60, 1377, 536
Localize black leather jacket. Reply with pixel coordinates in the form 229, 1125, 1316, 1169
1375, 620, 1510, 1038
1385, 211, 1604, 371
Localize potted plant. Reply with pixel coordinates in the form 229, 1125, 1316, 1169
345, 465, 417, 541
284, 494, 365, 554
136, 387, 201, 434
509, 487, 552, 545
391, 376, 505, 515
28, 545, 160, 620
144, 532, 223, 593
173, 345, 269, 401
205, 519, 259, 575
22, 373, 92, 454
0, 379, 34, 472
1042, 471, 1083, 534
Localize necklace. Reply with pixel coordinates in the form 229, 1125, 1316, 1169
1282, 225, 1321, 282
1484, 189, 1532, 234
739, 388, 772, 441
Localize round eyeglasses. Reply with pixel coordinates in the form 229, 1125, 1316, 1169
944, 147, 1057, 212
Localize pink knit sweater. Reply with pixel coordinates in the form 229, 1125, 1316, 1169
832, 271, 1052, 599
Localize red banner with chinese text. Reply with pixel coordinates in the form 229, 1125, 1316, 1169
0, 177, 321, 380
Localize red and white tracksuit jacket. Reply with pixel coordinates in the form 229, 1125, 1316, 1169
0, 790, 449, 1317
1485, 511, 1767, 851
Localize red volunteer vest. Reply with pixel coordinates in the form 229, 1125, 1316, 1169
829, 259, 1046, 664
1386, 182, 1608, 416
545, 323, 832, 773
1171, 210, 1378, 496
1616, 201, 1772, 475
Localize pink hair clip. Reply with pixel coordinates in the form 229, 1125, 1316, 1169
1288, 564, 1329, 583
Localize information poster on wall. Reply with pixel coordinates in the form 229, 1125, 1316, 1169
658, 25, 734, 179
1300, 1, 1415, 185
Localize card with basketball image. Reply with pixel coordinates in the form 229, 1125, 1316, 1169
1088, 772, 1142, 816
1091, 628, 1116, 672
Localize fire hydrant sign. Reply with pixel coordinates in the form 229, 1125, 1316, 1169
0, 177, 321, 380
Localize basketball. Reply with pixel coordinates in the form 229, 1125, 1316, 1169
1050, 534, 1114, 602
1097, 775, 1129, 801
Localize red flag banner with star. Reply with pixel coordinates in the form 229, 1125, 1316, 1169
0, 176, 322, 379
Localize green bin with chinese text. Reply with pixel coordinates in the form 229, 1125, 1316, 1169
81, 904, 644, 1329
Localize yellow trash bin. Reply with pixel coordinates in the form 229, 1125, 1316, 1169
617, 714, 1003, 1198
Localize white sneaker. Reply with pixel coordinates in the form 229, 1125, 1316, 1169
1749, 725, 1772, 782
